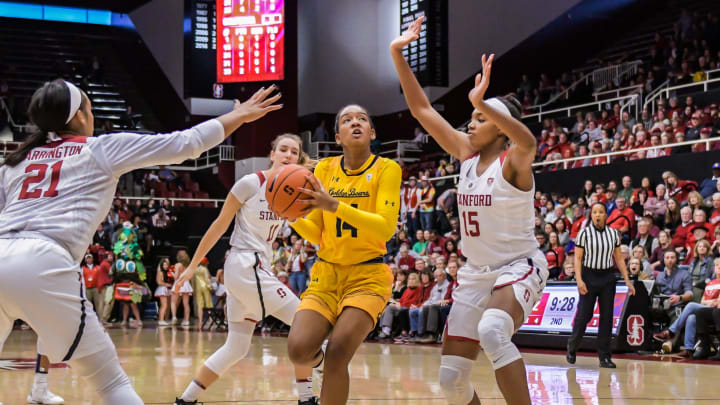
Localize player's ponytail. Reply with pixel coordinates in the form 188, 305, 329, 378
3, 79, 86, 167
269, 133, 318, 170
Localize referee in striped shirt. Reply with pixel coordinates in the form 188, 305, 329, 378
567, 203, 636, 368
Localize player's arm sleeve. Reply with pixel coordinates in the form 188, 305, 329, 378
94, 119, 225, 177
292, 209, 323, 246
230, 175, 258, 204
291, 160, 327, 245
334, 161, 401, 242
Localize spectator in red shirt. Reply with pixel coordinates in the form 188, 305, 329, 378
709, 193, 720, 226
572, 145, 590, 168
664, 171, 698, 203
378, 272, 422, 340
397, 245, 415, 272
607, 196, 635, 242
570, 206, 587, 240
426, 230, 446, 257
546, 232, 565, 279
557, 132, 573, 157
82, 253, 104, 316
672, 206, 694, 248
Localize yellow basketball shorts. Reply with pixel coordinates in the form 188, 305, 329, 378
297, 259, 393, 326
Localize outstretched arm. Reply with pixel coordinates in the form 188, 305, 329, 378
390, 16, 473, 161
468, 54, 536, 191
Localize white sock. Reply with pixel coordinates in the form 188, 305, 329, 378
181, 380, 206, 401
33, 372, 48, 389
296, 378, 314, 401
382, 326, 391, 335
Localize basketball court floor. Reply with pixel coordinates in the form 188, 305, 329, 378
1, 327, 718, 404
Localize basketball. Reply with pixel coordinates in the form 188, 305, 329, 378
265, 164, 315, 220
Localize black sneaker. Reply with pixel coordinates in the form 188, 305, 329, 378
174, 398, 200, 404
566, 351, 576, 364
299, 397, 319, 405
599, 358, 616, 368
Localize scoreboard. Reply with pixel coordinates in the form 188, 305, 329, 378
216, 0, 285, 83
520, 284, 629, 335
400, 0, 447, 87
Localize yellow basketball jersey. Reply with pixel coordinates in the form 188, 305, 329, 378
309, 154, 401, 265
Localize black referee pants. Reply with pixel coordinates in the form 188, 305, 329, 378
568, 268, 616, 358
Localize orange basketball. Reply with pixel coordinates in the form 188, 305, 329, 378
265, 164, 315, 220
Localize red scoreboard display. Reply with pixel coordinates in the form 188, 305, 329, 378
216, 0, 284, 83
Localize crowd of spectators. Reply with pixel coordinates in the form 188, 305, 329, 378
517, 10, 720, 111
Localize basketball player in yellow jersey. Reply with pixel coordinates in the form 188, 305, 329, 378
287, 104, 401, 404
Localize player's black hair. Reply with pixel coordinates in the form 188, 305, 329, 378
334, 104, 375, 134
3, 79, 88, 167
497, 94, 522, 120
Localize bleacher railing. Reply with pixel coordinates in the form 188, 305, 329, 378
427, 137, 719, 184
644, 70, 720, 115
116, 196, 225, 208
592, 60, 643, 91
593, 84, 643, 101
522, 94, 640, 123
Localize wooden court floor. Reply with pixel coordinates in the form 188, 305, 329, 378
1, 327, 719, 404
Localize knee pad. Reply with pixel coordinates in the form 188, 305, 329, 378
204, 320, 254, 376
438, 355, 474, 405
70, 347, 143, 405
477, 308, 521, 370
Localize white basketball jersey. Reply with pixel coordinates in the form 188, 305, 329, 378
228, 171, 284, 261
457, 151, 539, 269
0, 120, 224, 262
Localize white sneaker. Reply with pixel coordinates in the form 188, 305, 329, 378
171, 317, 179, 326
137, 320, 143, 328
158, 320, 169, 327
27, 388, 64, 404
181, 320, 190, 327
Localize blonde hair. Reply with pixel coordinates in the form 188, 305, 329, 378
632, 245, 647, 259
269, 133, 317, 170
694, 239, 711, 258
687, 191, 705, 210
176, 250, 190, 267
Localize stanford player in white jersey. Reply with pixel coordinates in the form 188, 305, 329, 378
172, 134, 319, 405
392, 18, 548, 405
0, 79, 282, 405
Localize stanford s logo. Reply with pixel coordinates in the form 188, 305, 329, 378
523, 289, 531, 303
626, 315, 644, 346
283, 185, 294, 194
277, 288, 287, 299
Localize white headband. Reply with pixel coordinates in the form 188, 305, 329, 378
485, 97, 512, 118
64, 81, 82, 124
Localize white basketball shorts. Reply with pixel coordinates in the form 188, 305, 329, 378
0, 238, 113, 363
224, 250, 299, 324
445, 249, 548, 342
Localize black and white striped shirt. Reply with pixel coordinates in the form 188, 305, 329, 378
575, 223, 620, 270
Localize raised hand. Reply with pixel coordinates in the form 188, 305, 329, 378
234, 85, 283, 123
390, 16, 425, 51
468, 53, 495, 108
